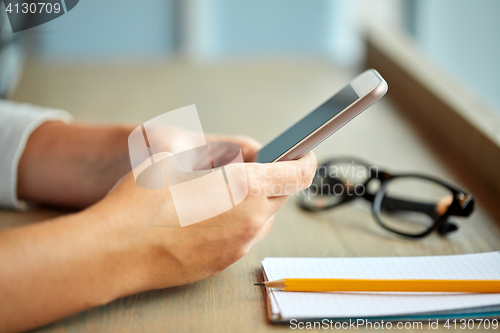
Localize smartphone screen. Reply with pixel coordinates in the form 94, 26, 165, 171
256, 85, 359, 163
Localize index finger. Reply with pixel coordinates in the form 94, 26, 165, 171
205, 134, 262, 162
247, 152, 317, 197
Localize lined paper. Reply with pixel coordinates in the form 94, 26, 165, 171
262, 252, 500, 319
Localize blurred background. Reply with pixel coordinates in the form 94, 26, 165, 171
3, 2, 500, 330
1, 0, 500, 115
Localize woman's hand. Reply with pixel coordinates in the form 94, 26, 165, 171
17, 122, 261, 208
1, 151, 316, 332
94, 151, 317, 289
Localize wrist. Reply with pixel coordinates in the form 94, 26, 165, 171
17, 122, 134, 208
91, 172, 185, 292
17, 121, 68, 202
76, 202, 154, 301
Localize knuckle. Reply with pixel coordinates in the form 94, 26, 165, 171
208, 267, 225, 278
228, 247, 248, 263
239, 216, 264, 240
211, 247, 247, 275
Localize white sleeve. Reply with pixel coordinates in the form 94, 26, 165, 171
0, 100, 73, 210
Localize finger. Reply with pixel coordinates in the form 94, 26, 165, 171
205, 134, 262, 161
248, 152, 317, 197
266, 195, 290, 216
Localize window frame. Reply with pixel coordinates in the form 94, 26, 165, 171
364, 25, 500, 221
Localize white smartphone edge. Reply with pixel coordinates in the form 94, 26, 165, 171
272, 69, 388, 162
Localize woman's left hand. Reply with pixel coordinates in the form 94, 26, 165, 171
18, 122, 261, 208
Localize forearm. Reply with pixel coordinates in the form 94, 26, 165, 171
17, 121, 131, 208
0, 206, 148, 332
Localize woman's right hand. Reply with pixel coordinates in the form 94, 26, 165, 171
94, 151, 317, 291
0, 149, 316, 332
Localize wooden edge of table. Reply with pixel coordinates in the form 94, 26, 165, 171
363, 25, 500, 222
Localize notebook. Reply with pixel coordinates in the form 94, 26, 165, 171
261, 252, 500, 322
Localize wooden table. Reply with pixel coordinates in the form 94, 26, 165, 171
4, 60, 500, 332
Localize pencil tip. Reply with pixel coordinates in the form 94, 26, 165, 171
254, 283, 265, 286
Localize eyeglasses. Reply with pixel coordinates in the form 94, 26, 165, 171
297, 157, 474, 238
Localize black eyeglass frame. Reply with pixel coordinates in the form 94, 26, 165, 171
298, 157, 475, 238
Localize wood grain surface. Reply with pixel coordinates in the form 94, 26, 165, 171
3, 60, 500, 333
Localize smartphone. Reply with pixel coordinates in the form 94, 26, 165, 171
255, 69, 388, 163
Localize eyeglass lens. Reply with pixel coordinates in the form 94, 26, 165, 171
375, 176, 454, 236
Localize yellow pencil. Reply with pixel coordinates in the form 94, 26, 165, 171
254, 278, 500, 293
